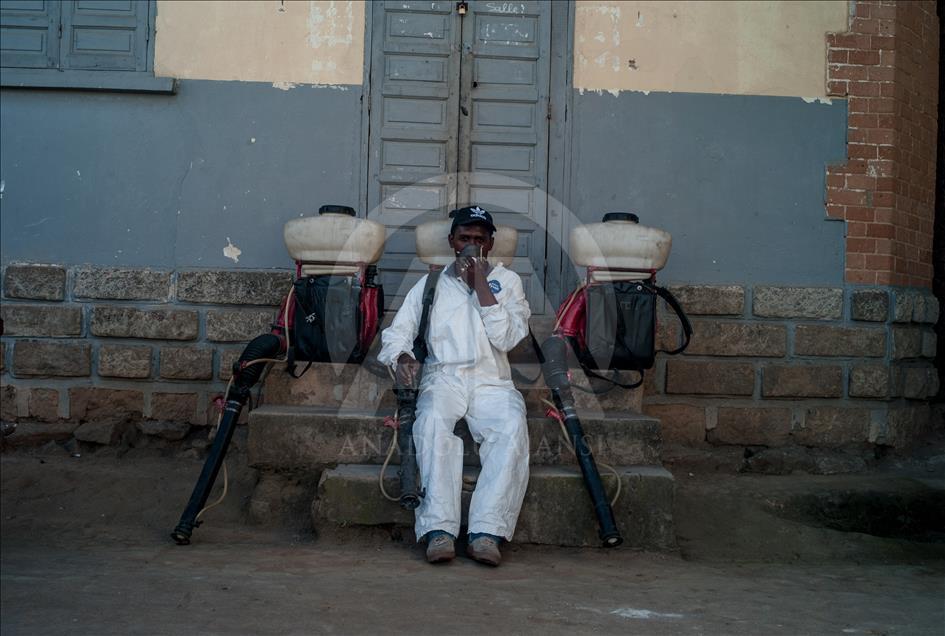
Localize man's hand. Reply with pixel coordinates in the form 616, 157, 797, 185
458, 254, 491, 288
458, 255, 497, 307
461, 256, 491, 289
395, 352, 421, 388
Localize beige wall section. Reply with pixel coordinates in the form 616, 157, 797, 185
154, 1, 365, 86
574, 1, 849, 98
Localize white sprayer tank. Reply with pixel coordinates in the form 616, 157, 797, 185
570, 213, 672, 276
415, 219, 518, 267
283, 205, 385, 265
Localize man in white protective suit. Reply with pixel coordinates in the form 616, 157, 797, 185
377, 206, 531, 566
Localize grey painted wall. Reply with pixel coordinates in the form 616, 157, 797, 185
568, 90, 848, 286
2, 81, 849, 291
0, 80, 363, 269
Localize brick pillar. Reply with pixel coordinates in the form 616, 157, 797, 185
825, 0, 939, 287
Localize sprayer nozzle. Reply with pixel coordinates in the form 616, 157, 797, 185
171, 531, 191, 545
399, 494, 421, 510
171, 521, 195, 545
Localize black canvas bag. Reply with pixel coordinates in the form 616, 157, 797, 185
289, 274, 363, 368
582, 279, 692, 373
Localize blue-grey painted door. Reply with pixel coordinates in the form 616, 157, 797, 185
458, 0, 552, 314
367, 0, 552, 313
367, 1, 462, 308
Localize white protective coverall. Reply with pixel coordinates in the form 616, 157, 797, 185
377, 263, 531, 541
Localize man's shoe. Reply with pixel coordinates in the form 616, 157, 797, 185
467, 536, 502, 566
426, 534, 455, 564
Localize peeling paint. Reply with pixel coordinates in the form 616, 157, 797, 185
581, 87, 653, 97
801, 96, 833, 105
272, 81, 299, 90
223, 237, 242, 263
307, 0, 355, 50
312, 59, 339, 73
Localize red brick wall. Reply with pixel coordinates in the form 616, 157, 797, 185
825, 0, 939, 287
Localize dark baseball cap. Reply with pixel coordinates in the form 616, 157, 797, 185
449, 205, 496, 234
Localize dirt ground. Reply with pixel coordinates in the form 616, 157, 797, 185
2, 445, 944, 635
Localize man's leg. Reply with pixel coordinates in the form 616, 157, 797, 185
412, 375, 468, 542
464, 384, 530, 541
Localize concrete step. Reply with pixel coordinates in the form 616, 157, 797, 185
312, 463, 676, 550
247, 405, 662, 471
260, 362, 643, 416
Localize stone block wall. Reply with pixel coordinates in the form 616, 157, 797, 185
0, 263, 290, 447
0, 264, 940, 455
644, 283, 938, 451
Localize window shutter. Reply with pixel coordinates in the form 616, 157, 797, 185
0, 0, 61, 69
60, 0, 149, 71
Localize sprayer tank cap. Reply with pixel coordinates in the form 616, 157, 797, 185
319, 205, 356, 217
602, 212, 639, 223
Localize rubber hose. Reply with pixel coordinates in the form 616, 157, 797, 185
232, 334, 285, 392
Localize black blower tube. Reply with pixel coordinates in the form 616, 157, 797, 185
394, 386, 422, 510
541, 336, 623, 548
171, 333, 284, 545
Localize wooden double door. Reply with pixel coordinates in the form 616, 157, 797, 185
366, 0, 562, 313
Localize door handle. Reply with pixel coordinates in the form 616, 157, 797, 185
460, 105, 469, 116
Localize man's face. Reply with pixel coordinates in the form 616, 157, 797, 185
448, 223, 494, 257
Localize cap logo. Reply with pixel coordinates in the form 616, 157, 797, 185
469, 206, 488, 219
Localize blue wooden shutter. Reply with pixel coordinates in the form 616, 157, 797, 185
60, 0, 149, 71
0, 0, 61, 69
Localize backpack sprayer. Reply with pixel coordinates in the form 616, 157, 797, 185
170, 205, 386, 545
536, 212, 691, 547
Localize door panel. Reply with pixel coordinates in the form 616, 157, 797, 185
367, 0, 552, 312
459, 0, 551, 313
367, 1, 460, 308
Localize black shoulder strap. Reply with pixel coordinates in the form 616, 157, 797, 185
580, 367, 644, 392
411, 269, 441, 364
655, 286, 692, 355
